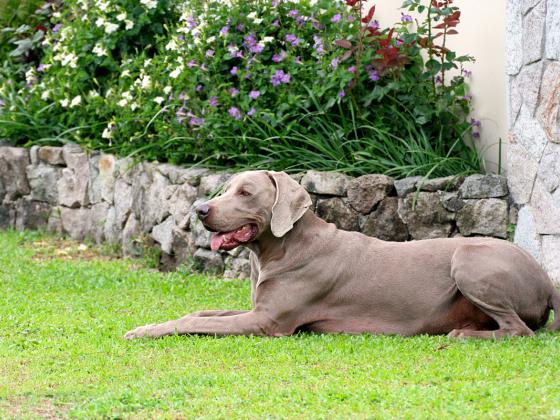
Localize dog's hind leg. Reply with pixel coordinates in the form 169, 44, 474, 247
447, 243, 550, 339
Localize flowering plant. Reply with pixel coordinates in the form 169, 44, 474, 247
0, 0, 481, 176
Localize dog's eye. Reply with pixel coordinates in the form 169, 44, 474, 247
237, 189, 252, 197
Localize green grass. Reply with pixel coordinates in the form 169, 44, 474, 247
1, 230, 559, 419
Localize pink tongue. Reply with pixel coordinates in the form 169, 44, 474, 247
210, 232, 230, 251
210, 225, 254, 251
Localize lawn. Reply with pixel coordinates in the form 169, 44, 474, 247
0, 230, 559, 419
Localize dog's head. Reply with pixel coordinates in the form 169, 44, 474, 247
196, 170, 311, 251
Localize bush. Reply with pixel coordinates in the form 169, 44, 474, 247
0, 0, 483, 177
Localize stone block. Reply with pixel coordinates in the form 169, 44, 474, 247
542, 234, 560, 285
301, 170, 351, 196
397, 192, 454, 239
522, 0, 546, 65
26, 164, 60, 204
316, 197, 359, 231
456, 199, 509, 238
360, 197, 408, 241
0, 146, 30, 201
347, 174, 393, 214
459, 174, 509, 199
37, 146, 65, 166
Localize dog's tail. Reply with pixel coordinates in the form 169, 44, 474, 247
548, 288, 560, 332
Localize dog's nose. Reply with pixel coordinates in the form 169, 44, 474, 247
196, 204, 210, 220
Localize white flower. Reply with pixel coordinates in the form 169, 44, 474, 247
97, 1, 110, 12
144, 59, 152, 67
130, 103, 138, 111
88, 90, 100, 98
95, 17, 105, 27
92, 43, 108, 57
262, 36, 275, 44
105, 22, 119, 34
153, 96, 165, 105
25, 68, 37, 85
122, 91, 133, 101
163, 86, 172, 94
253, 18, 263, 24
247, 11, 258, 20
105, 88, 113, 98
166, 39, 178, 51
125, 20, 134, 30
41, 90, 50, 100
140, 0, 158, 9
169, 66, 183, 79
102, 124, 113, 139
60, 98, 69, 107
140, 75, 151, 90
116, 12, 127, 21
206, 36, 216, 43
117, 98, 128, 107
121, 69, 131, 77
55, 52, 78, 68
70, 95, 81, 108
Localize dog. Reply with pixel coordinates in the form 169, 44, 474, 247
125, 170, 560, 339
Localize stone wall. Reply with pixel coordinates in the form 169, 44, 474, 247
0, 144, 513, 279
506, 0, 560, 285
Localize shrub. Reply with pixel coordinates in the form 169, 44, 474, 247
0, 0, 482, 177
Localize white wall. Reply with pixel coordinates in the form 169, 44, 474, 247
367, 0, 507, 173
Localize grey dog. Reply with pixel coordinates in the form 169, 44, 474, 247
125, 170, 560, 340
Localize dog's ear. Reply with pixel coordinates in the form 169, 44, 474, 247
267, 171, 312, 238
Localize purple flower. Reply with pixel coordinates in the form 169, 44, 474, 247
313, 35, 324, 55
178, 92, 186, 100
186, 14, 197, 28
288, 9, 298, 18
331, 13, 342, 23
230, 66, 238, 75
229, 87, 239, 96
347, 15, 355, 22
205, 49, 215, 58
330, 58, 339, 69
209, 96, 219, 107
220, 25, 229, 36
271, 69, 291, 86
272, 19, 280, 27
348, 66, 357, 73
473, 131, 481, 139
249, 90, 260, 100
285, 34, 301, 46
435, 74, 443, 84
272, 0, 279, 6
462, 95, 472, 101
401, 13, 413, 23
187, 60, 197, 68
189, 117, 205, 126
227, 44, 244, 58
236, 23, 245, 31
470, 118, 481, 128
368, 20, 379, 30
294, 56, 302, 64
37, 64, 46, 72
176, 106, 187, 123
196, 85, 203, 92
52, 23, 62, 33
338, 90, 346, 97
247, 107, 256, 116
463, 69, 472, 77
251, 44, 264, 54
369, 70, 380, 81
229, 107, 242, 120
272, 50, 286, 63
244, 33, 264, 54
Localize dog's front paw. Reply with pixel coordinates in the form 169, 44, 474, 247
124, 324, 159, 340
